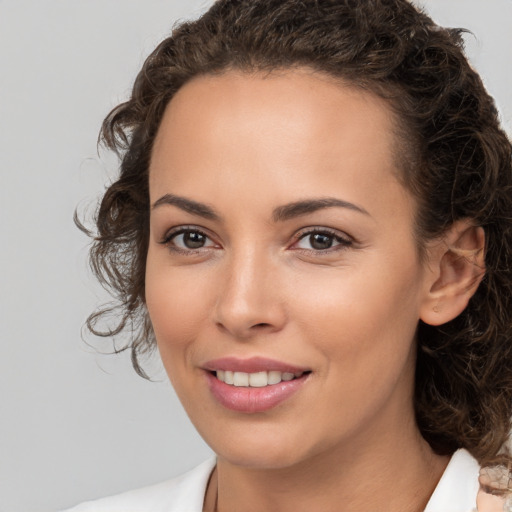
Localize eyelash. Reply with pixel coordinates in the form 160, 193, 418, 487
159, 226, 217, 255
159, 226, 353, 255
291, 227, 353, 254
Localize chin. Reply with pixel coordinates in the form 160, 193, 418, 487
198, 422, 313, 470
217, 446, 308, 470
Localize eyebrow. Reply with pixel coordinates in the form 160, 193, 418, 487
152, 194, 220, 220
272, 197, 370, 222
152, 194, 369, 222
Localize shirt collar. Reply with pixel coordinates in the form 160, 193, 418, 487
424, 449, 480, 512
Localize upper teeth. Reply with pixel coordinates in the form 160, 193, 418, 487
216, 370, 304, 387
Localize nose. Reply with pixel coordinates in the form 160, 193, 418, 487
213, 248, 287, 339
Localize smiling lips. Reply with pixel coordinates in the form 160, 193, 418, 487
203, 357, 311, 413
216, 369, 306, 387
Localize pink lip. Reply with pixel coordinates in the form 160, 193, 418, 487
202, 356, 309, 374
202, 357, 311, 413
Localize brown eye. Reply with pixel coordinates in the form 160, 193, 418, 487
162, 228, 217, 251
182, 231, 207, 249
309, 233, 334, 250
294, 229, 352, 252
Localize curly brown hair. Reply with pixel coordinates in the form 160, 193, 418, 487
83, 0, 512, 465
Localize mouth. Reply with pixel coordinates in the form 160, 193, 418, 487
212, 369, 310, 387
202, 357, 312, 413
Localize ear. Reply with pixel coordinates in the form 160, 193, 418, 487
420, 220, 486, 326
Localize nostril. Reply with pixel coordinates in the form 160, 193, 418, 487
252, 323, 271, 329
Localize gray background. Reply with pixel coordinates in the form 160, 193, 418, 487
1, 1, 511, 511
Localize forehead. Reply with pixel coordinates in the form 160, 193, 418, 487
152, 68, 399, 165
149, 68, 411, 221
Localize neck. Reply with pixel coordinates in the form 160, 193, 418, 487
206, 414, 449, 512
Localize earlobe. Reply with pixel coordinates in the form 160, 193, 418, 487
420, 221, 485, 326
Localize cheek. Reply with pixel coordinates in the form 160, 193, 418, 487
145, 256, 214, 363
287, 265, 421, 436
290, 256, 422, 376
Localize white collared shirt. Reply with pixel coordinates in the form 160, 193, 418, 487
425, 449, 479, 512
62, 449, 480, 512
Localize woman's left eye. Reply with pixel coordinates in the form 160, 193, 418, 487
292, 230, 352, 251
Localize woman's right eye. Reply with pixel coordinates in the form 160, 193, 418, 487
161, 228, 217, 252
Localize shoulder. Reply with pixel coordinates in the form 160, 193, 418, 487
60, 458, 216, 512
425, 449, 480, 512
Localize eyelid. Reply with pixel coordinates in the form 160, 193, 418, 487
159, 225, 220, 250
289, 226, 354, 251
160, 225, 202, 243
293, 226, 353, 241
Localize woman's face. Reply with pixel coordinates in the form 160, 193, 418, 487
146, 69, 433, 469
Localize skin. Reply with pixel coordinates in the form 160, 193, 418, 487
146, 69, 457, 512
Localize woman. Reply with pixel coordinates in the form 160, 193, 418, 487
65, 0, 512, 510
